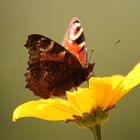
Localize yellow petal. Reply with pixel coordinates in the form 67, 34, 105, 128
110, 63, 140, 105
89, 75, 125, 110
121, 63, 140, 93
102, 75, 124, 109
66, 90, 83, 115
89, 63, 140, 110
89, 77, 112, 110
67, 88, 96, 115
13, 99, 75, 122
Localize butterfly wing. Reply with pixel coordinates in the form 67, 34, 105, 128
24, 34, 86, 98
62, 17, 88, 66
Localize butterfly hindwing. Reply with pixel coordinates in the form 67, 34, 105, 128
62, 17, 88, 66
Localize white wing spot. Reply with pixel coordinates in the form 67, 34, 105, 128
39, 41, 55, 51
79, 41, 85, 48
41, 38, 46, 40
69, 27, 83, 41
68, 39, 72, 44
65, 46, 69, 49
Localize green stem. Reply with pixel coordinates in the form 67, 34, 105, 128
89, 124, 101, 140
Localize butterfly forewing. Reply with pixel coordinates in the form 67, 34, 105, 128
24, 34, 92, 99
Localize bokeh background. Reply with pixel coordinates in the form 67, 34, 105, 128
1, 0, 140, 140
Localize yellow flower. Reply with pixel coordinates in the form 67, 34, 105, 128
13, 63, 140, 123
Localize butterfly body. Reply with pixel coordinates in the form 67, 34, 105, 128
25, 18, 94, 99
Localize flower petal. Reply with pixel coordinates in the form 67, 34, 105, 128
121, 63, 140, 93
13, 99, 75, 122
89, 77, 112, 110
110, 63, 140, 105
66, 90, 83, 115
102, 75, 124, 109
89, 75, 125, 110
89, 63, 140, 110
67, 88, 96, 115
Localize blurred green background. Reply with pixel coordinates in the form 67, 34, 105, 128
1, 0, 140, 140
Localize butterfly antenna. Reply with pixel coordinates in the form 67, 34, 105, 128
113, 39, 120, 46
88, 49, 94, 62
94, 39, 120, 60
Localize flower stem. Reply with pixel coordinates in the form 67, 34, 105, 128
89, 124, 101, 140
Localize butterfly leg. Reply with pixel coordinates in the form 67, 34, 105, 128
86, 62, 95, 85
87, 62, 95, 78
86, 76, 91, 86
74, 87, 78, 91
91, 69, 95, 77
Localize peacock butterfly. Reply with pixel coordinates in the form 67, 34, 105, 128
24, 17, 94, 99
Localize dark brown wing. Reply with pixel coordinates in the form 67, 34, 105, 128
24, 34, 91, 99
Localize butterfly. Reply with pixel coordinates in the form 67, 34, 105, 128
24, 17, 94, 99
